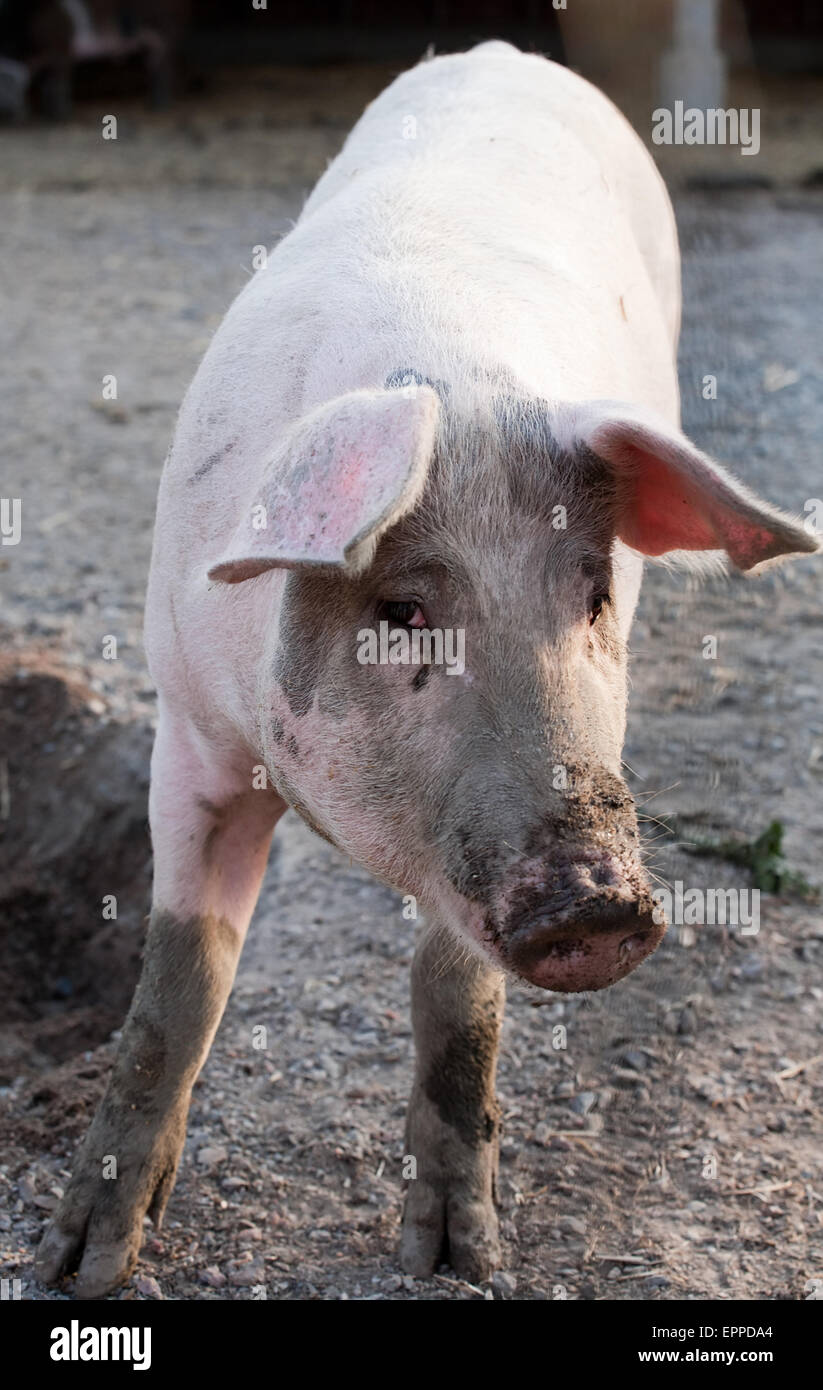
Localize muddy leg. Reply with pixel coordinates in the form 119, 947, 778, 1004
36, 709, 284, 1298
400, 921, 505, 1281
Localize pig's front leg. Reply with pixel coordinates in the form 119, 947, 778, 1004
400, 921, 505, 1281
35, 709, 284, 1299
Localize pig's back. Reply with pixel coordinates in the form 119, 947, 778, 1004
302, 42, 681, 366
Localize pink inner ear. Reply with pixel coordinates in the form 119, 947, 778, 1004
572, 402, 817, 571
274, 443, 377, 561
208, 386, 440, 582
617, 446, 722, 556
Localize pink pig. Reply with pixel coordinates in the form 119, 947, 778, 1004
37, 41, 816, 1298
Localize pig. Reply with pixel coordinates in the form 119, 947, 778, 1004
36, 40, 817, 1298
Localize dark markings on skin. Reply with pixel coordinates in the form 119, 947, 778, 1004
385, 368, 451, 399
187, 440, 236, 485
270, 718, 285, 745
285, 735, 299, 758
318, 681, 350, 718
423, 1014, 501, 1148
274, 571, 343, 719
411, 664, 432, 691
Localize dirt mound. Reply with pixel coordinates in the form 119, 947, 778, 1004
0, 651, 153, 1079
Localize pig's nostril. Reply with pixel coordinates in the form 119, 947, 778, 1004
549, 856, 626, 894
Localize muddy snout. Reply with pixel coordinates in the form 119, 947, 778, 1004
502, 855, 664, 993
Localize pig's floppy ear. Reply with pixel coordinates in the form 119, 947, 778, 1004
564, 401, 818, 571
207, 386, 440, 583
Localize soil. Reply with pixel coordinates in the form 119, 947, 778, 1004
0, 68, 821, 1302
0, 651, 152, 1076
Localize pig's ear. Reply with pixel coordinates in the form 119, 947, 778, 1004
207, 386, 439, 583
565, 401, 818, 571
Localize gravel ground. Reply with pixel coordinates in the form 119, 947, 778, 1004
0, 69, 821, 1301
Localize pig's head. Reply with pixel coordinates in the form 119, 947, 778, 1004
209, 382, 817, 992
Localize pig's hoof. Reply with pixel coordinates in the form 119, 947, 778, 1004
400, 1183, 501, 1282
36, 1212, 144, 1300
35, 1121, 183, 1298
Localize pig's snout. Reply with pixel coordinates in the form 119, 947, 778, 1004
500, 856, 664, 993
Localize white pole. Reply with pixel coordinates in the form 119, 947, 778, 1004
660, 0, 727, 111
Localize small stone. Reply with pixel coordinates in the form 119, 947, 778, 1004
135, 1275, 163, 1299
200, 1266, 227, 1288
558, 1214, 587, 1237
569, 1091, 597, 1116
678, 1006, 698, 1036
228, 1258, 265, 1286
739, 954, 764, 981
620, 1049, 648, 1071
491, 1270, 517, 1298
197, 1145, 228, 1167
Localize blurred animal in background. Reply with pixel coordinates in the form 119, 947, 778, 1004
0, 0, 191, 119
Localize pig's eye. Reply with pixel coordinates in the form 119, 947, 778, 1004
589, 592, 610, 625
377, 599, 427, 629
